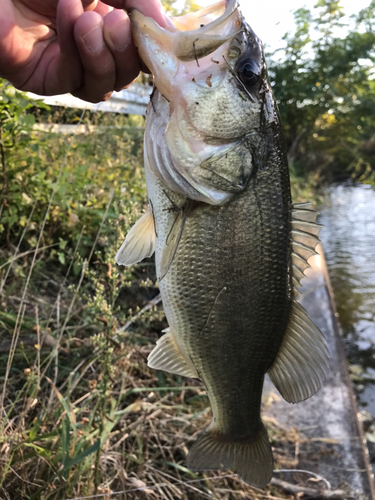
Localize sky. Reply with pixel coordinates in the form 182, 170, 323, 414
173, 0, 372, 51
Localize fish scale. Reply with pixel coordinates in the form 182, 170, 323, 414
116, 0, 329, 487
149, 139, 292, 457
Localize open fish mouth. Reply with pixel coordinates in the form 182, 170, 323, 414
165, 0, 241, 62
131, 0, 243, 93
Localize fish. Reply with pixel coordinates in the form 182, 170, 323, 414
116, 0, 329, 488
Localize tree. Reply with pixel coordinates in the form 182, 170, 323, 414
268, 0, 375, 182
162, 0, 200, 15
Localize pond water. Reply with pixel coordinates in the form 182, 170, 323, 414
319, 183, 375, 415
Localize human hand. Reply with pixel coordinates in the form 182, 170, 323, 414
0, 0, 167, 102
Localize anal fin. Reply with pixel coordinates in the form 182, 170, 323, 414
268, 301, 329, 403
148, 330, 199, 379
115, 207, 155, 266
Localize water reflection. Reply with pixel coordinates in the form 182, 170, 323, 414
319, 183, 375, 414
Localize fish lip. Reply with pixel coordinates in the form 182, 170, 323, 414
130, 0, 243, 58
170, 0, 240, 35
130, 0, 240, 33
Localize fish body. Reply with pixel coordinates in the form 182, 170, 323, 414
117, 0, 329, 487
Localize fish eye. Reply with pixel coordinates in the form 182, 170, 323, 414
238, 60, 260, 89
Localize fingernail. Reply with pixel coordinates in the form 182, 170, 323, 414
82, 25, 104, 54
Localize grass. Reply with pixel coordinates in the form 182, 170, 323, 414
0, 96, 327, 499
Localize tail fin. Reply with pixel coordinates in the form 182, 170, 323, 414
187, 423, 273, 488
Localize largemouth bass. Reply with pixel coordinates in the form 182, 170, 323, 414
116, 0, 329, 487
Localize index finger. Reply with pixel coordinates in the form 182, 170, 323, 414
101, 0, 169, 28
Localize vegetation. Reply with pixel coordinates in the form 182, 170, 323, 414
0, 83, 304, 499
163, 0, 201, 14
269, 0, 375, 184
0, 0, 374, 497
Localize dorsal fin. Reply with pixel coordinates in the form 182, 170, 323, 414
269, 202, 328, 403
291, 202, 323, 290
115, 207, 155, 266
268, 300, 329, 403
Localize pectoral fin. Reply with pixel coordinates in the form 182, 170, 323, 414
148, 329, 199, 379
115, 207, 155, 266
159, 200, 194, 281
268, 301, 329, 403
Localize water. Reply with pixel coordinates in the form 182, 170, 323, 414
319, 183, 375, 414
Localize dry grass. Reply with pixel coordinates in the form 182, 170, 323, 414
0, 330, 302, 500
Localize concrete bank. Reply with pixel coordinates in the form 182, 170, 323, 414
263, 248, 375, 499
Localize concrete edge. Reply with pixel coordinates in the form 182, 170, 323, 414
318, 243, 375, 499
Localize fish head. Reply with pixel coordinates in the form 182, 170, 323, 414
131, 1, 279, 205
